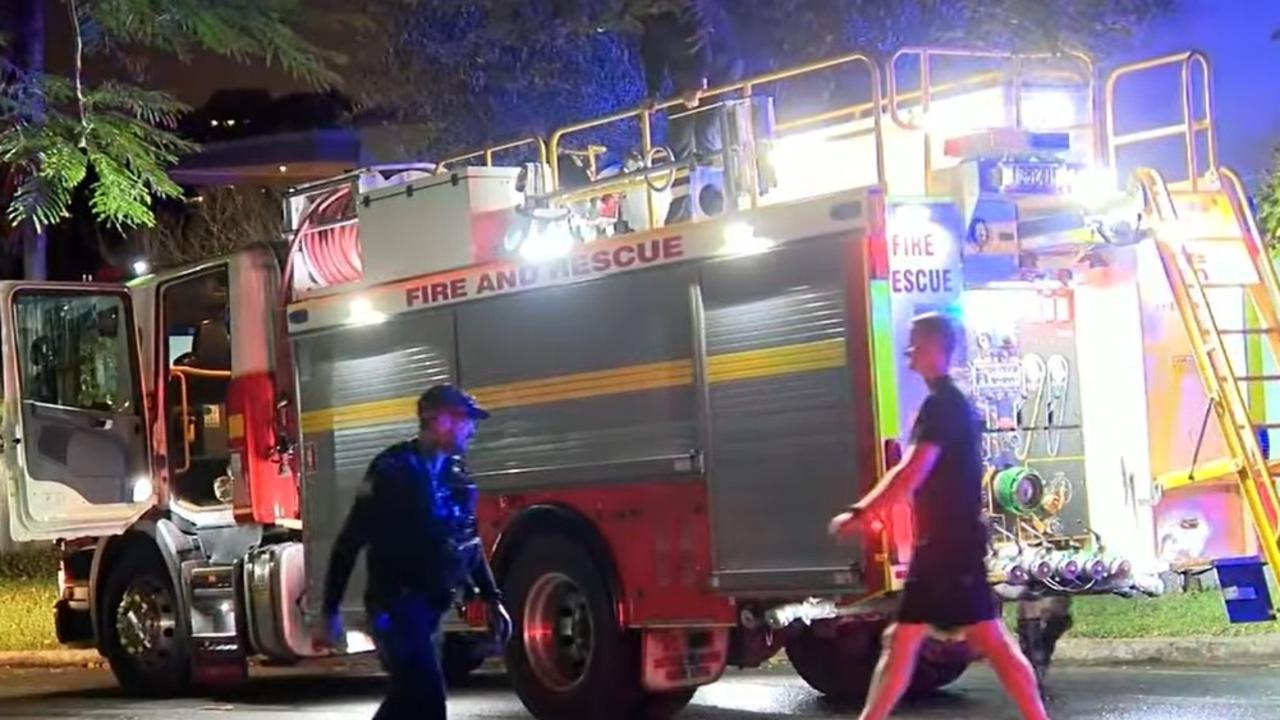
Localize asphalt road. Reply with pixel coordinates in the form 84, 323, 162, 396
0, 661, 1276, 719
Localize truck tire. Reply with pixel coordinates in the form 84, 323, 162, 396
908, 637, 972, 694
787, 620, 972, 702
504, 535, 643, 719
102, 550, 191, 697
785, 619, 881, 703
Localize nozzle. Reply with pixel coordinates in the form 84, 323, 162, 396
1108, 558, 1133, 581
1053, 554, 1081, 582
1081, 555, 1108, 580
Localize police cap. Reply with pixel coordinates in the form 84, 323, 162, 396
417, 384, 490, 420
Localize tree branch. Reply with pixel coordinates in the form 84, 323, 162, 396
67, 0, 88, 144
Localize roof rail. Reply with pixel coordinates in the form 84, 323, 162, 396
1105, 51, 1215, 192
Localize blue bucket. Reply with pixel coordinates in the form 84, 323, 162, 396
1213, 556, 1276, 624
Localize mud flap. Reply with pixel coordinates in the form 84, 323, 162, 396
641, 628, 729, 692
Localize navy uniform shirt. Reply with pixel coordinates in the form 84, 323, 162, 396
909, 376, 988, 565
323, 440, 499, 614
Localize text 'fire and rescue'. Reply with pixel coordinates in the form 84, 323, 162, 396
890, 231, 955, 294
405, 236, 685, 307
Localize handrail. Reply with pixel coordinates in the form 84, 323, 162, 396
888, 47, 1094, 131
169, 366, 232, 380
169, 368, 192, 474
438, 136, 548, 171
167, 365, 230, 473
562, 145, 609, 177
548, 51, 885, 199
887, 46, 1096, 191
446, 47, 1104, 218
1221, 167, 1268, 256
1133, 166, 1179, 222
1105, 51, 1216, 192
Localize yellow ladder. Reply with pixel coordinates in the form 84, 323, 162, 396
1141, 166, 1280, 589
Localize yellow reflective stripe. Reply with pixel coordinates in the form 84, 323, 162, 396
300, 338, 847, 435
228, 414, 245, 440
302, 397, 416, 434
479, 359, 693, 409
707, 338, 845, 383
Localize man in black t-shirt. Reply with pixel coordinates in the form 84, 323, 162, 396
830, 313, 1047, 720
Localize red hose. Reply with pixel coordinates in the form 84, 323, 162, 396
282, 186, 363, 302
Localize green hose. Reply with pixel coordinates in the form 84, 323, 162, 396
994, 466, 1045, 516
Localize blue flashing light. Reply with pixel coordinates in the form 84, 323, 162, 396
1028, 132, 1071, 152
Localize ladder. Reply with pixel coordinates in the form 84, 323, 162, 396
1140, 166, 1280, 588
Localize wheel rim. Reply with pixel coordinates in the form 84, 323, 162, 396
523, 572, 594, 692
115, 576, 178, 673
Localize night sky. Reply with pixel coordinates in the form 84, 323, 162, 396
1114, 0, 1280, 187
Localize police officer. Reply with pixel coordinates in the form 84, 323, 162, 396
315, 384, 512, 720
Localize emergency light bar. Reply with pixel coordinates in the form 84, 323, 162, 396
943, 129, 1070, 159
976, 159, 1075, 196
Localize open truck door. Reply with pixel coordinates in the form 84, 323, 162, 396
0, 283, 151, 541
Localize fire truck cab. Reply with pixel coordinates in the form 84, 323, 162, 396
7, 45, 1277, 718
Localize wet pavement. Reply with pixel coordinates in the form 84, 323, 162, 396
0, 661, 1276, 719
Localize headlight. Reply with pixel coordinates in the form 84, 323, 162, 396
131, 476, 154, 503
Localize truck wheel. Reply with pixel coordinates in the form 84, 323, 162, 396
787, 620, 971, 702
785, 619, 881, 703
907, 637, 972, 695
505, 535, 642, 718
441, 634, 487, 688
102, 551, 191, 697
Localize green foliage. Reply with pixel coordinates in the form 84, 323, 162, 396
1, 74, 195, 231
936, 0, 1176, 56
0, 579, 60, 652
372, 0, 1176, 158
1259, 147, 1280, 255
86, 0, 342, 88
0, 551, 67, 652
2, 0, 334, 235
0, 547, 57, 580
1002, 589, 1279, 639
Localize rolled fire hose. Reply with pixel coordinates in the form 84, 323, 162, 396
1046, 354, 1070, 457
994, 466, 1045, 516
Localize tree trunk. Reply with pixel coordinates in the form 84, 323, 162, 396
8, 0, 48, 283
21, 222, 47, 281
0, 0, 45, 555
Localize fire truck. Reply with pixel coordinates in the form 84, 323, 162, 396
8, 45, 1280, 717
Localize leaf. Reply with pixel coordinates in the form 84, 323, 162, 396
85, 82, 190, 127
85, 0, 341, 88
1260, 147, 1280, 254
7, 174, 76, 233
1, 76, 194, 231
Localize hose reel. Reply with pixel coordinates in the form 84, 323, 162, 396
994, 466, 1045, 516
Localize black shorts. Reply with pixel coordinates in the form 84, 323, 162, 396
898, 553, 997, 631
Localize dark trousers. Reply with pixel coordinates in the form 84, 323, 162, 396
666, 107, 724, 224
370, 595, 447, 720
